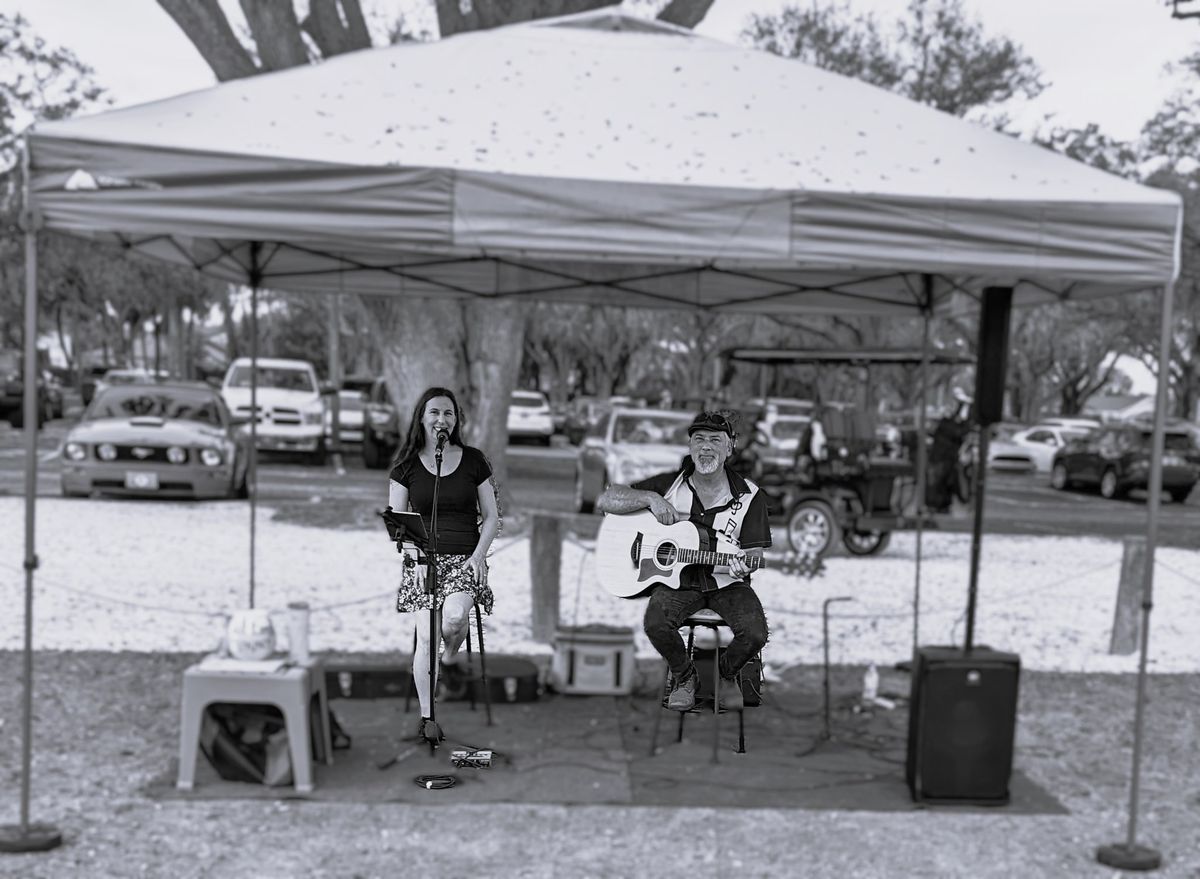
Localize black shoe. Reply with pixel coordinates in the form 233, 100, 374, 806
416, 716, 444, 743
666, 666, 698, 711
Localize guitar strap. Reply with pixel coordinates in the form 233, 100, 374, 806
663, 470, 760, 549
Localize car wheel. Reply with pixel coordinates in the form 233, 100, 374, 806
842, 530, 892, 556
1050, 462, 1071, 490
786, 499, 840, 558
308, 442, 328, 467
574, 468, 595, 514
1099, 468, 1122, 500
1169, 486, 1193, 504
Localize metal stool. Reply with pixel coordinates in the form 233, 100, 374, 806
648, 608, 746, 763
404, 600, 492, 725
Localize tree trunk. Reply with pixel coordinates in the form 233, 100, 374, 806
359, 295, 464, 441
462, 286, 531, 512
156, 0, 259, 81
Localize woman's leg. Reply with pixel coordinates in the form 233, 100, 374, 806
440, 591, 474, 666
411, 607, 440, 718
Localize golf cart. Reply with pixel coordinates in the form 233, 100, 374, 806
721, 347, 973, 558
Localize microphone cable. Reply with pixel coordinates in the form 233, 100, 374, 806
413, 774, 459, 790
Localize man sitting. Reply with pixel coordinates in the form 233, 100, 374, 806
596, 411, 772, 711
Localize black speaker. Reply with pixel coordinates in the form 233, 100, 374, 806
905, 645, 1021, 804
973, 287, 1013, 426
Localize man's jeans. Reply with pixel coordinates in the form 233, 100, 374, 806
643, 583, 768, 679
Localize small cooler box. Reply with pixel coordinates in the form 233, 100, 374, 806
550, 624, 636, 695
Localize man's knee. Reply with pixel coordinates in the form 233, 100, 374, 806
741, 616, 769, 654
643, 601, 673, 640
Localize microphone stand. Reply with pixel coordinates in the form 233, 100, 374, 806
420, 433, 447, 750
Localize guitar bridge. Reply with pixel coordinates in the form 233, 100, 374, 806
630, 533, 642, 568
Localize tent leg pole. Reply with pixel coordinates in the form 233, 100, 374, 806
248, 243, 261, 609
1, 137, 63, 855
912, 290, 932, 659
1096, 280, 1172, 873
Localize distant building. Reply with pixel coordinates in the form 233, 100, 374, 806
1081, 393, 1155, 422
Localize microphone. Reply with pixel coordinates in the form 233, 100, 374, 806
435, 429, 449, 452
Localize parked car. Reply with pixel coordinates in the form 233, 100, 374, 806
1038, 416, 1102, 431
0, 350, 54, 428
362, 377, 400, 469
60, 382, 250, 499
574, 407, 693, 513
325, 389, 366, 447
563, 396, 611, 445
93, 368, 169, 400
1049, 423, 1200, 502
747, 396, 815, 421
507, 389, 554, 445
985, 423, 1038, 472
80, 364, 118, 406
220, 357, 329, 464
1002, 424, 1096, 473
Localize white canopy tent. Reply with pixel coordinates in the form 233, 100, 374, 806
8, 9, 1182, 855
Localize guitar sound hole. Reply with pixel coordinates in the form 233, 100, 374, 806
654, 543, 677, 567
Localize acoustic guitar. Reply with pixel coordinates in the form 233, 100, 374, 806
594, 510, 819, 599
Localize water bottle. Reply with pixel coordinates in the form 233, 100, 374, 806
862, 662, 879, 703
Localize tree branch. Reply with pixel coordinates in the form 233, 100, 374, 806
238, 0, 310, 71
435, 1, 619, 38
302, 0, 372, 57
156, 0, 259, 81
656, 0, 716, 29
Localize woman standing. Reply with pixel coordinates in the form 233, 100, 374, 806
389, 387, 500, 739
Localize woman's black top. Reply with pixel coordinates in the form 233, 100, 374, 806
389, 446, 493, 555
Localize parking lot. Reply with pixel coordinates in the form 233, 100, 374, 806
3, 419, 1199, 548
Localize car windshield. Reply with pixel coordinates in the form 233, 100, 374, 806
1153, 432, 1196, 452
511, 394, 547, 408
612, 413, 691, 444
227, 365, 315, 392
88, 388, 224, 426
769, 419, 810, 441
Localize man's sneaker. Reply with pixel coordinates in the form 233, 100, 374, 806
666, 666, 698, 711
718, 675, 744, 711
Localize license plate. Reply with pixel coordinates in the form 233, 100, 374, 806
124, 471, 159, 490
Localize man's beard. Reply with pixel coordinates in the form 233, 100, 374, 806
693, 454, 721, 475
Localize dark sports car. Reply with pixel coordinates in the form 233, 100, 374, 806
61, 383, 250, 500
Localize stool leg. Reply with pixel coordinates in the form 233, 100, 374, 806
648, 662, 670, 756
474, 602, 493, 726
282, 700, 314, 794
176, 687, 203, 791
315, 670, 333, 766
711, 633, 720, 764
737, 706, 745, 754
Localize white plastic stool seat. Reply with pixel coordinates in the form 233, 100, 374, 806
176, 658, 331, 794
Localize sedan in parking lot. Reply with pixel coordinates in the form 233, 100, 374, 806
1050, 423, 1200, 502
507, 389, 554, 445
1005, 424, 1094, 473
60, 383, 250, 499
574, 407, 693, 512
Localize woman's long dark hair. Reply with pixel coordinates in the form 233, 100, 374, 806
392, 386, 465, 470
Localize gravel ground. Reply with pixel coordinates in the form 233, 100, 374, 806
2, 498, 1198, 877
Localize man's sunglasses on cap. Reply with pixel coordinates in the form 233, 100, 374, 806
688, 411, 734, 439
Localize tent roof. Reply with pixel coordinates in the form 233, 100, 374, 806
28, 10, 1182, 314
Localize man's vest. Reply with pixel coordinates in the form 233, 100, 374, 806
662, 468, 760, 550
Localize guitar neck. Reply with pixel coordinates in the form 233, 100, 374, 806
676, 548, 762, 570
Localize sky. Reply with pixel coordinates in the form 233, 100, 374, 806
2, 0, 1199, 142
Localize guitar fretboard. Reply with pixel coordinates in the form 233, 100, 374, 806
675, 548, 764, 570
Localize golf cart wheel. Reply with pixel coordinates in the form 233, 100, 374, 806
1050, 462, 1070, 491
842, 529, 892, 556
786, 499, 840, 558
1099, 468, 1122, 500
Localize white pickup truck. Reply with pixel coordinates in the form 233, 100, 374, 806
220, 357, 328, 464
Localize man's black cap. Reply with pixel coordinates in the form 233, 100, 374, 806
688, 411, 735, 439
